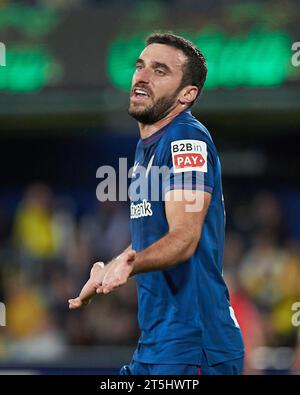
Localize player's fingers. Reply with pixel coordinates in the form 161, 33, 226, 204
96, 284, 110, 294
100, 281, 112, 294
96, 286, 104, 294
69, 304, 77, 310
68, 298, 82, 309
102, 279, 121, 294
102, 286, 113, 294
96, 277, 116, 293
72, 298, 81, 306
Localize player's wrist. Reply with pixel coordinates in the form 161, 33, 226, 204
129, 253, 138, 276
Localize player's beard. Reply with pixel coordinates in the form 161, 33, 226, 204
128, 87, 180, 125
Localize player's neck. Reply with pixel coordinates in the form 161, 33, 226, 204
138, 104, 187, 140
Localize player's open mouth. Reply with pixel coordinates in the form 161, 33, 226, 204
132, 87, 151, 101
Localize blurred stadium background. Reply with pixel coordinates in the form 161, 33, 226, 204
0, 0, 300, 375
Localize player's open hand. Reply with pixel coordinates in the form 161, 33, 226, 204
68, 261, 106, 309
96, 250, 136, 295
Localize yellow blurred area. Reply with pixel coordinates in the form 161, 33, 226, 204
13, 184, 56, 259
6, 284, 47, 338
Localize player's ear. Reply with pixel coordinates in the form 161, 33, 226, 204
179, 85, 198, 105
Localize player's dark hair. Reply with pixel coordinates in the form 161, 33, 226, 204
146, 32, 207, 105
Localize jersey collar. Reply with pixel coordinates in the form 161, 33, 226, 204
141, 110, 191, 146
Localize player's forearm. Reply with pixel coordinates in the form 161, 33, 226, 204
131, 228, 198, 275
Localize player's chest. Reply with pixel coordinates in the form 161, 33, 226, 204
133, 145, 157, 174
130, 145, 163, 208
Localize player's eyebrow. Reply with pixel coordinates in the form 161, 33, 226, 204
135, 58, 145, 67
152, 61, 171, 73
135, 58, 172, 73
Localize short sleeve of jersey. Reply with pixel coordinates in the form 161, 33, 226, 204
159, 125, 216, 195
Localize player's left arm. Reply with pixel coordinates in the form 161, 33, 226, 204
99, 190, 211, 294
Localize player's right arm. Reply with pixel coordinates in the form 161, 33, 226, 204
68, 245, 133, 309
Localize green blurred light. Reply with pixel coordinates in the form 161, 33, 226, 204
0, 46, 57, 92
107, 35, 145, 91
107, 29, 292, 91
0, 4, 59, 37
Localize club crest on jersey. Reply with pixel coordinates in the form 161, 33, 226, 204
171, 139, 207, 173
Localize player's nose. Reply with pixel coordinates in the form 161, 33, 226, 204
134, 67, 151, 84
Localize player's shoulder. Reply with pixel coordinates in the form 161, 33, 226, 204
162, 110, 216, 152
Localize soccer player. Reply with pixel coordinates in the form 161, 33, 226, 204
69, 33, 245, 375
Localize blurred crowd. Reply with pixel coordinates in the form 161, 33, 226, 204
0, 183, 299, 374
0, 184, 136, 362
223, 191, 300, 374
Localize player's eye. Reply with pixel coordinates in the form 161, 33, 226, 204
155, 69, 165, 76
135, 64, 143, 71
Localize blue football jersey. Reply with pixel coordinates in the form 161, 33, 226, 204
130, 110, 244, 366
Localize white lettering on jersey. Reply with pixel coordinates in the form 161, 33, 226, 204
171, 139, 207, 173
130, 199, 153, 219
